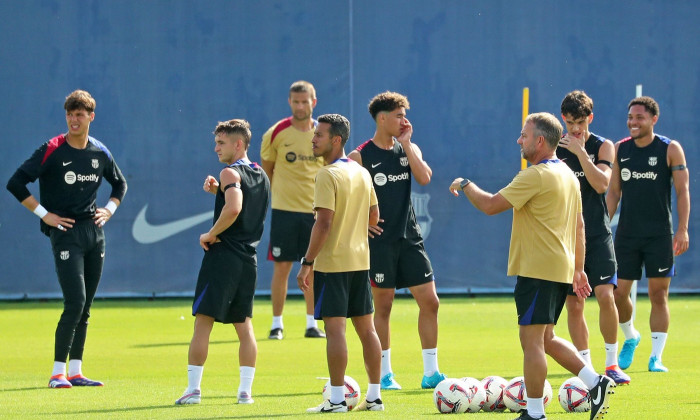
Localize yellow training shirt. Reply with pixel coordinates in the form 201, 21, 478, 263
313, 159, 378, 273
499, 161, 582, 284
260, 117, 324, 213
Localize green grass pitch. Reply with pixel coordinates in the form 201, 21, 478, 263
1, 295, 699, 419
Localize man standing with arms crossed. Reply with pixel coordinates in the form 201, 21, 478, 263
6, 90, 127, 388
606, 96, 690, 373
348, 91, 444, 390
298, 114, 384, 413
176, 119, 270, 405
557, 91, 630, 385
261, 81, 325, 340
450, 112, 614, 420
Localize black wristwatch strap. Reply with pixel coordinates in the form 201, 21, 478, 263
301, 257, 314, 266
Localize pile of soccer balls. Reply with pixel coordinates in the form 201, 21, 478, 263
433, 376, 590, 414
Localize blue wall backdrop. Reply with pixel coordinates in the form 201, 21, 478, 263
1, 1, 698, 298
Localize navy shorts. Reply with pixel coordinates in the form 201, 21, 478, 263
267, 209, 314, 262
313, 270, 374, 320
515, 276, 568, 325
614, 234, 675, 280
567, 233, 617, 296
369, 238, 434, 289
193, 243, 256, 324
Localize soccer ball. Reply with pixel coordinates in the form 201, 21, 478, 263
433, 378, 470, 413
458, 377, 487, 412
558, 377, 591, 413
481, 375, 507, 412
503, 376, 553, 412
322, 376, 361, 410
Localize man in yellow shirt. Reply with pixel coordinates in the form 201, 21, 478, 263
449, 113, 615, 420
297, 114, 384, 413
261, 81, 325, 339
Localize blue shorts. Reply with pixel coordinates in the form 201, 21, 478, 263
268, 209, 314, 262
615, 233, 675, 280
369, 238, 434, 289
514, 276, 568, 325
567, 233, 617, 296
313, 270, 374, 319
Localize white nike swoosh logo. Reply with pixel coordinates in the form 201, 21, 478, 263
100, 252, 105, 258
600, 275, 611, 280
132, 204, 213, 244
620, 157, 631, 162
63, 161, 72, 166
371, 163, 381, 168
425, 272, 433, 277
658, 267, 668, 272
592, 390, 602, 405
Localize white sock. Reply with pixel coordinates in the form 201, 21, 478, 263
271, 316, 283, 330
187, 365, 204, 392
578, 349, 592, 366
381, 349, 393, 377
238, 366, 255, 395
422, 348, 439, 376
604, 342, 618, 367
52, 361, 66, 377
366, 383, 381, 402
306, 314, 317, 329
68, 359, 82, 377
619, 320, 639, 340
526, 397, 545, 418
578, 365, 600, 389
330, 385, 345, 405
650, 332, 668, 359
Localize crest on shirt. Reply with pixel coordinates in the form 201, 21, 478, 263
285, 152, 297, 163
411, 192, 433, 239
400, 157, 409, 167
648, 156, 657, 166
272, 247, 281, 258
60, 250, 70, 260
374, 273, 385, 284
92, 159, 99, 169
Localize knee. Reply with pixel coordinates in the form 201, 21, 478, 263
419, 295, 440, 314
566, 297, 584, 315
648, 288, 669, 306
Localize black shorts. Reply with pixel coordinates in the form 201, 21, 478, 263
614, 233, 675, 280
192, 243, 256, 324
567, 233, 617, 296
369, 238, 434, 289
267, 209, 315, 262
514, 276, 568, 325
313, 270, 374, 320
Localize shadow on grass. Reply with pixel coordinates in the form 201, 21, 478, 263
134, 340, 238, 348
2, 386, 46, 392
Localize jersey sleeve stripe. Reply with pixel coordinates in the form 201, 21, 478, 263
270, 117, 293, 144
88, 137, 114, 161
41, 135, 66, 165
355, 139, 372, 151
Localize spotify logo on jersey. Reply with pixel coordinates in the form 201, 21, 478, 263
65, 171, 77, 184
374, 173, 387, 186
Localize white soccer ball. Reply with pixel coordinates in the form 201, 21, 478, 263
433, 378, 470, 414
503, 376, 553, 412
458, 377, 487, 412
322, 376, 361, 410
558, 377, 591, 413
481, 375, 508, 412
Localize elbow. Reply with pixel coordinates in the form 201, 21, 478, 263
416, 176, 431, 186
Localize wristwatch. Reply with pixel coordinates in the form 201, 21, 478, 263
459, 178, 472, 189
300, 257, 314, 266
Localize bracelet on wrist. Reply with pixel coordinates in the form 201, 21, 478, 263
105, 201, 118, 215
33, 204, 48, 219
